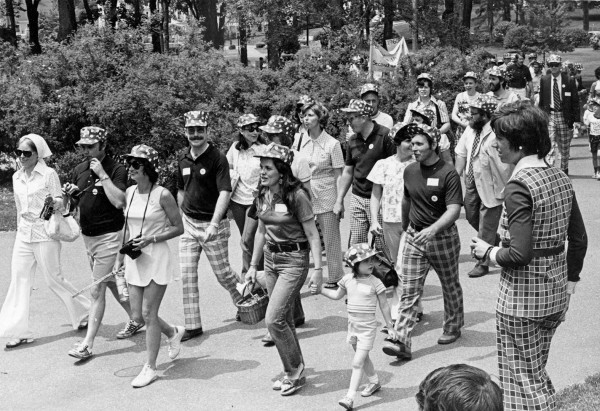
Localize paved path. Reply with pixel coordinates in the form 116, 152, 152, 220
0, 139, 598, 410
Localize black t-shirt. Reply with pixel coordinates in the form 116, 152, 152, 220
177, 144, 232, 221
72, 155, 127, 237
345, 122, 395, 198
507, 64, 532, 89
403, 159, 463, 228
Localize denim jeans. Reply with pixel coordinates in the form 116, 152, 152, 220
264, 248, 309, 374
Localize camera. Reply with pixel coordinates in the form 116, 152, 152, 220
39, 196, 54, 220
119, 236, 142, 260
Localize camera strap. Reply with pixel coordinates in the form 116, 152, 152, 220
122, 184, 153, 245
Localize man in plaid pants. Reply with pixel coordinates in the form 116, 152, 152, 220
334, 99, 395, 253
177, 111, 243, 342
383, 124, 464, 360
539, 54, 580, 174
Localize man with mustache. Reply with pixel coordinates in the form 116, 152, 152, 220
177, 111, 243, 342
455, 96, 513, 278
486, 66, 521, 110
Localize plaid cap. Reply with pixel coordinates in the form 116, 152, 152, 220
547, 54, 562, 64
487, 66, 506, 79
259, 115, 295, 138
184, 111, 208, 127
360, 83, 379, 96
125, 144, 160, 169
77, 126, 107, 145
296, 95, 315, 108
237, 114, 260, 128
463, 71, 477, 81
340, 99, 374, 117
417, 73, 433, 82
400, 123, 441, 144
343, 243, 380, 268
254, 142, 292, 165
469, 94, 498, 115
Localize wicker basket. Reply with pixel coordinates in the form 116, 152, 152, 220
236, 283, 269, 325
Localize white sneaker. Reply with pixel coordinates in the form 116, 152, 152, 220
131, 364, 157, 388
596, 171, 600, 180
167, 326, 185, 360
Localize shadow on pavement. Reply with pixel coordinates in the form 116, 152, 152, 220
296, 315, 347, 340
158, 356, 261, 380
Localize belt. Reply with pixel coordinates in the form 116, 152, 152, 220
409, 223, 427, 232
532, 245, 565, 257
266, 241, 309, 253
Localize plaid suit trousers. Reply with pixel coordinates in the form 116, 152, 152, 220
179, 215, 242, 330
349, 194, 389, 255
497, 311, 562, 410
394, 224, 464, 348
548, 111, 573, 171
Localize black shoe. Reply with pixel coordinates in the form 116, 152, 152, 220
416, 312, 424, 323
261, 331, 275, 346
437, 330, 461, 345
382, 340, 412, 360
236, 313, 241, 322
468, 265, 489, 278
181, 328, 204, 342
294, 318, 305, 327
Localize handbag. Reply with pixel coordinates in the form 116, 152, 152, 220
370, 236, 399, 288
45, 197, 81, 242
235, 282, 269, 325
119, 185, 152, 260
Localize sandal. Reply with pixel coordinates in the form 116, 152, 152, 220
5, 338, 34, 349
280, 376, 306, 396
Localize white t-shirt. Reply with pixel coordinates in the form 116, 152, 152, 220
371, 111, 394, 130
367, 156, 415, 223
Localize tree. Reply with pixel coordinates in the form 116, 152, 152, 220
182, 0, 225, 47
583, 0, 590, 32
3, 0, 17, 47
57, 0, 77, 42
24, 0, 42, 54
462, 0, 473, 30
149, 0, 161, 52
383, 0, 394, 44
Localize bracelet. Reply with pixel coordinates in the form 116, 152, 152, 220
100, 175, 109, 182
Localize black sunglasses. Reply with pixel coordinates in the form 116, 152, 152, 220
548, 63, 561, 68
15, 149, 34, 158
127, 159, 143, 170
242, 125, 260, 132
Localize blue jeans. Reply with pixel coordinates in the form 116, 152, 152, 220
264, 248, 309, 374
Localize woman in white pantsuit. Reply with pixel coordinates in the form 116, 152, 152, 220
0, 134, 90, 348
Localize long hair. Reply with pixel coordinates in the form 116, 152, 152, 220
235, 131, 268, 151
256, 156, 309, 218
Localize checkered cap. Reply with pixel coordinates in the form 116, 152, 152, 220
417, 73, 433, 82
400, 123, 441, 144
125, 144, 160, 169
254, 142, 292, 164
340, 99, 374, 116
487, 66, 506, 79
296, 95, 315, 108
360, 83, 379, 96
259, 115, 295, 138
547, 54, 562, 64
343, 243, 380, 267
237, 114, 260, 128
77, 126, 107, 145
184, 111, 208, 127
463, 71, 477, 81
470, 94, 498, 115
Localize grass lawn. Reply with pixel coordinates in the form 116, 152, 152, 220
557, 373, 600, 410
0, 186, 17, 232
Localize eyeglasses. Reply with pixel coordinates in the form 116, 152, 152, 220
241, 125, 260, 132
15, 149, 34, 158
127, 160, 142, 170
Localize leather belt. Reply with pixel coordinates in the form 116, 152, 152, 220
266, 242, 309, 253
532, 245, 565, 257
409, 223, 427, 232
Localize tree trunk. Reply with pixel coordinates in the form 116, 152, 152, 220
443, 0, 455, 20
266, 17, 280, 70
330, 0, 345, 31
4, 0, 17, 47
132, 0, 142, 28
108, 0, 118, 28
82, 0, 94, 23
383, 0, 394, 44
162, 0, 169, 51
57, 0, 77, 42
149, 0, 161, 52
196, 0, 220, 47
239, 9, 247, 66
488, 0, 494, 39
502, 0, 511, 21
583, 0, 590, 32
462, 0, 472, 29
412, 0, 418, 51
25, 0, 41, 54
517, 0, 525, 24
217, 2, 225, 47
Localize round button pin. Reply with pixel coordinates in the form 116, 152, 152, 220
368, 144, 374, 149
431, 195, 438, 202
200, 169, 206, 175
92, 188, 98, 196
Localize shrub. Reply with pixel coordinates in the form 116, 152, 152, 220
504, 26, 535, 51
493, 21, 517, 43
562, 28, 590, 48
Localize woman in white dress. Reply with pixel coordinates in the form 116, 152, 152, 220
119, 144, 184, 388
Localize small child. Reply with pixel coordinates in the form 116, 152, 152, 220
582, 96, 600, 180
311, 243, 397, 410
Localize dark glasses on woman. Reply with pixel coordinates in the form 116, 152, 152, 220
127, 160, 143, 169
15, 149, 33, 158
242, 125, 259, 132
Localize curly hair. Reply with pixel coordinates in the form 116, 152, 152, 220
301, 101, 329, 129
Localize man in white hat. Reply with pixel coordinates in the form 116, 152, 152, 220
177, 111, 243, 341
539, 54, 580, 174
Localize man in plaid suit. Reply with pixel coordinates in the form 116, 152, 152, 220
177, 111, 243, 341
539, 54, 580, 174
383, 124, 464, 360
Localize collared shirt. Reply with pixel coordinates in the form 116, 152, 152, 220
72, 155, 127, 237
367, 155, 415, 223
295, 130, 344, 214
177, 143, 232, 221
403, 96, 450, 128
345, 122, 395, 198
256, 188, 314, 244
226, 142, 267, 206
13, 162, 62, 243
506, 64, 532, 89
550, 73, 563, 110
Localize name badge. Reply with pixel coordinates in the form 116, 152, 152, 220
427, 178, 439, 187
274, 204, 288, 213
565, 92, 571, 97
357, 283, 372, 294
182, 168, 191, 176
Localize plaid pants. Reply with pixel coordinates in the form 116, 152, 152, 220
349, 194, 388, 255
316, 211, 344, 283
497, 311, 562, 410
394, 224, 463, 349
548, 111, 573, 171
179, 215, 242, 330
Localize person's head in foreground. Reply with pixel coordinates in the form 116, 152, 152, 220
416, 364, 503, 411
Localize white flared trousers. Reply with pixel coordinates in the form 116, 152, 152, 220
0, 238, 90, 339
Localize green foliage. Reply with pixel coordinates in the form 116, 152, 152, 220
503, 26, 535, 51
493, 21, 517, 44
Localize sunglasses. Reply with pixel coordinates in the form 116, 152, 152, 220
15, 149, 34, 158
127, 159, 143, 170
548, 63, 561, 68
241, 125, 260, 132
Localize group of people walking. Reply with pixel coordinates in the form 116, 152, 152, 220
0, 51, 590, 410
